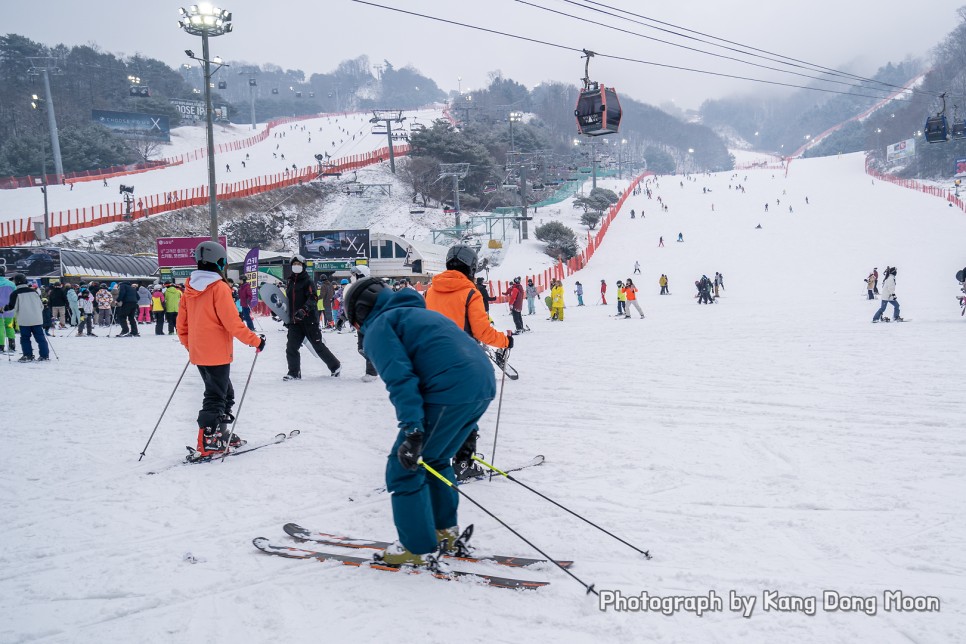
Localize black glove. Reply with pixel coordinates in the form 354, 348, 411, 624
293, 308, 307, 323
505, 331, 514, 349
455, 430, 478, 464
397, 428, 424, 471
257, 334, 266, 352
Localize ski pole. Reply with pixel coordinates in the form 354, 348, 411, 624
107, 308, 118, 337
419, 459, 598, 596
138, 359, 190, 461
220, 347, 261, 462
472, 454, 652, 559
489, 346, 510, 481
45, 334, 59, 360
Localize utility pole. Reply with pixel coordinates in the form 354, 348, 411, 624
438, 163, 470, 227
27, 58, 65, 182
592, 139, 598, 191
370, 110, 405, 173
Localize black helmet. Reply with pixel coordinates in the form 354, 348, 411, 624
13, 273, 27, 285
445, 245, 478, 277
0, 265, 4, 276
291, 254, 306, 265
345, 277, 388, 326
513, 276, 521, 284
194, 241, 227, 270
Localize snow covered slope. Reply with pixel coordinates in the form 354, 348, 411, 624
0, 108, 441, 223
3, 152, 964, 644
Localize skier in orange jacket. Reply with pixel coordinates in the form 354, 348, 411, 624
424, 245, 511, 351
177, 241, 265, 456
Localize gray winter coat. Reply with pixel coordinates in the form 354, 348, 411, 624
10, 285, 44, 326
137, 286, 151, 306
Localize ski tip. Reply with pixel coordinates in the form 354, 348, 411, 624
289, 429, 301, 437
283, 523, 309, 539
253, 537, 271, 549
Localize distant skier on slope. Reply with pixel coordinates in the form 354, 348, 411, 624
344, 277, 496, 568
872, 267, 901, 323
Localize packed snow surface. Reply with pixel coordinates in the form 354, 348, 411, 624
3, 152, 965, 643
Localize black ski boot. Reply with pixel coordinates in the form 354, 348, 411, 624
220, 413, 245, 447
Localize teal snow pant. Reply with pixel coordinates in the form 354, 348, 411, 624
386, 399, 492, 555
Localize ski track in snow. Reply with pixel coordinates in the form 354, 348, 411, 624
2, 152, 965, 643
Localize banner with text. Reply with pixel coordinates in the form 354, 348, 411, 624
92, 110, 170, 142
244, 247, 259, 305
157, 236, 227, 268
299, 229, 370, 261
886, 138, 916, 163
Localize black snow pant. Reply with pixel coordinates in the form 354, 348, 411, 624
358, 331, 377, 376
511, 309, 524, 332
155, 311, 166, 334
166, 311, 178, 333
197, 364, 235, 430
117, 302, 139, 335
286, 320, 340, 377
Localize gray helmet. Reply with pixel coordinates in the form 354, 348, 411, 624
194, 241, 227, 269
345, 277, 388, 326
291, 254, 306, 265
445, 245, 478, 276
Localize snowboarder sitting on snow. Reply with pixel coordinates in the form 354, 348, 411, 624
872, 267, 901, 322
176, 242, 265, 457
424, 245, 512, 353
283, 255, 341, 380
344, 277, 496, 567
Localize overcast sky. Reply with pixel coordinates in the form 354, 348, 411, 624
6, 0, 963, 109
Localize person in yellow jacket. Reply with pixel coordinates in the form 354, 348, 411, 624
424, 245, 512, 350
659, 274, 669, 295
550, 279, 565, 321
151, 285, 166, 335
616, 280, 627, 316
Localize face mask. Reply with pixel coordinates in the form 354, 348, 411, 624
292, 265, 303, 274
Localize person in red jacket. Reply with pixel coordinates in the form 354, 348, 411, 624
177, 241, 265, 457
504, 276, 525, 333
600, 279, 607, 305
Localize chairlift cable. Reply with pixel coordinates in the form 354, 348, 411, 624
349, 0, 935, 103
574, 0, 936, 98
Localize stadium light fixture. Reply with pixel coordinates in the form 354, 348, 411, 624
178, 3, 232, 241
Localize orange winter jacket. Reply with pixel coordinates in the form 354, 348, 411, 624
424, 270, 510, 349
177, 270, 261, 366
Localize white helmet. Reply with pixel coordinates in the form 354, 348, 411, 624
349, 264, 371, 279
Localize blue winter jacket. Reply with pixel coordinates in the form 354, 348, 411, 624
362, 288, 496, 430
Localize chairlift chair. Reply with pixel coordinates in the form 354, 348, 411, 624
574, 50, 622, 137
925, 94, 951, 144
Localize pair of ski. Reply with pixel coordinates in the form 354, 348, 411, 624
145, 430, 300, 475
254, 522, 570, 590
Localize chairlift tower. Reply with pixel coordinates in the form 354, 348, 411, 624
238, 68, 259, 130
27, 57, 65, 181
506, 151, 552, 241
370, 110, 406, 173
438, 163, 470, 227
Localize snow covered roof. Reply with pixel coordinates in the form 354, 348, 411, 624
60, 248, 158, 280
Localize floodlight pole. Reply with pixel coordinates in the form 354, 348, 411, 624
201, 33, 219, 240
40, 70, 64, 182
248, 76, 256, 131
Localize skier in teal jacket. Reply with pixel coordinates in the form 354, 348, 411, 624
345, 277, 495, 567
